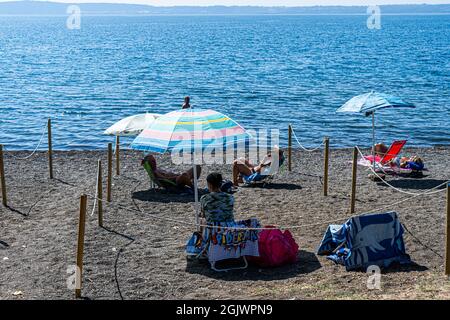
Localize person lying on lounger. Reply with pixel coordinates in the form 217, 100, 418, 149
200, 172, 235, 224
232, 148, 284, 186
141, 154, 201, 189
389, 155, 424, 171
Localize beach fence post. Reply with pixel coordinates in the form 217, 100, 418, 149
107, 143, 112, 202
97, 160, 103, 227
115, 136, 120, 176
323, 137, 330, 196
0, 145, 7, 207
75, 194, 87, 299
445, 183, 450, 277
350, 146, 358, 214
288, 124, 292, 172
48, 118, 54, 179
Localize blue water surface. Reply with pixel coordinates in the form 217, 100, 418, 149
0, 14, 448, 150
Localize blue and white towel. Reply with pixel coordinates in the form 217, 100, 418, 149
317, 211, 411, 271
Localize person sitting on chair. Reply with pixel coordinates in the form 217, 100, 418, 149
142, 154, 201, 189
200, 172, 234, 224
232, 148, 284, 186
374, 143, 388, 157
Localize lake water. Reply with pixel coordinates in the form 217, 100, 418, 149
0, 14, 449, 150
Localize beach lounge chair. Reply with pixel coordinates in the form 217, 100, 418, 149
317, 211, 410, 271
186, 218, 261, 272
359, 140, 426, 176
362, 140, 407, 166
142, 157, 190, 193
358, 140, 407, 171
242, 155, 286, 186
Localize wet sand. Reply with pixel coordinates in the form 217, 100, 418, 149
0, 147, 449, 300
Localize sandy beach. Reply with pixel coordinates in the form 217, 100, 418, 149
0, 147, 449, 300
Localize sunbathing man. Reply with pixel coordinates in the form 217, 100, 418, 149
200, 172, 234, 224
390, 155, 424, 171
232, 148, 284, 186
142, 154, 201, 189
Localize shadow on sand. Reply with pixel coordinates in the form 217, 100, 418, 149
132, 189, 207, 204
348, 261, 428, 274
52, 177, 77, 187
185, 250, 321, 281
377, 179, 447, 191
4, 205, 28, 217
244, 183, 302, 190
381, 262, 428, 273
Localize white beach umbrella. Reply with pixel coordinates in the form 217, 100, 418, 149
104, 113, 161, 137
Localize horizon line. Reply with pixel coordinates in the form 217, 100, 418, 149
2, 1, 450, 7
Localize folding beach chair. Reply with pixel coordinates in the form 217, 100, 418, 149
186, 219, 261, 272
142, 158, 190, 193
359, 140, 407, 169
367, 140, 407, 165
242, 155, 286, 187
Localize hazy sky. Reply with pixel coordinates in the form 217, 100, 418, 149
2, 0, 449, 6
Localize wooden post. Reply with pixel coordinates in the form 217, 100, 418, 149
0, 145, 7, 207
115, 136, 120, 176
323, 137, 330, 196
288, 124, 292, 172
445, 183, 450, 276
75, 194, 87, 299
107, 143, 112, 202
97, 160, 103, 227
48, 118, 53, 179
350, 147, 358, 214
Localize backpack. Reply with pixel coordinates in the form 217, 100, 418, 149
220, 180, 234, 194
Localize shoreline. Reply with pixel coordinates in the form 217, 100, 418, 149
3, 145, 450, 153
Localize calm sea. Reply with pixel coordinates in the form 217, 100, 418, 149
0, 14, 449, 150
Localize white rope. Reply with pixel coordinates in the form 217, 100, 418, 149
291, 126, 325, 152
90, 164, 100, 217
355, 146, 448, 196
4, 124, 47, 160
85, 180, 447, 231
114, 141, 134, 154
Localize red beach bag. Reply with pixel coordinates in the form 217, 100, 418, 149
250, 226, 299, 268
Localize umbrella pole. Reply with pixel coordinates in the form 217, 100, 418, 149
372, 112, 376, 173
193, 163, 200, 230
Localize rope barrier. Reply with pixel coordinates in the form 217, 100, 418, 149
402, 223, 444, 259
90, 164, 100, 217
114, 238, 135, 300
355, 146, 448, 197
290, 126, 325, 152
84, 181, 446, 232
3, 124, 47, 160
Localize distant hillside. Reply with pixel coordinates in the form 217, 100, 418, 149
1, 1, 450, 15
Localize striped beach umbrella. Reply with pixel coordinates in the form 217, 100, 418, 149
131, 109, 253, 153
131, 108, 254, 227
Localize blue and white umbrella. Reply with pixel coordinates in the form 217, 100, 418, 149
337, 91, 416, 170
336, 91, 416, 116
